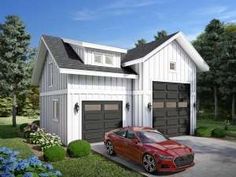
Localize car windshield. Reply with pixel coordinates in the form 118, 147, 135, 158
136, 131, 168, 143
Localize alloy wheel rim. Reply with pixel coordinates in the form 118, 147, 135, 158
143, 154, 156, 173
106, 141, 113, 154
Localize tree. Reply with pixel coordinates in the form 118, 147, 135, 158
193, 19, 224, 119
154, 30, 168, 40
135, 38, 146, 47
220, 24, 236, 123
0, 16, 30, 126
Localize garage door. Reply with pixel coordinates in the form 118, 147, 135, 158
153, 82, 190, 137
82, 101, 122, 143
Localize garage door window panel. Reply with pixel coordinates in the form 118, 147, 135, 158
166, 102, 177, 108
104, 104, 119, 111
85, 104, 101, 111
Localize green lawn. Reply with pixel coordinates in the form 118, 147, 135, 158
197, 118, 236, 137
0, 116, 142, 177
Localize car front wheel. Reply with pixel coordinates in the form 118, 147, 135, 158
106, 140, 115, 155
143, 154, 157, 173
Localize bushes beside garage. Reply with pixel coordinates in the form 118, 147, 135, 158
67, 140, 91, 158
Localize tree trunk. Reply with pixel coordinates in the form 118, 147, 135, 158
232, 93, 236, 124
214, 86, 218, 119
12, 94, 17, 127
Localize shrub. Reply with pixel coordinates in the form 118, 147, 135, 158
0, 147, 62, 177
30, 128, 62, 151
211, 128, 226, 138
32, 120, 40, 126
0, 97, 12, 117
195, 127, 209, 137
20, 123, 29, 132
67, 140, 91, 158
44, 146, 66, 162
23, 122, 39, 138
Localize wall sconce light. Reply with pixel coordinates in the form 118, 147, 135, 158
126, 102, 130, 111
147, 102, 152, 111
74, 102, 79, 113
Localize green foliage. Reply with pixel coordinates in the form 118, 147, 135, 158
0, 97, 12, 117
32, 120, 40, 126
211, 128, 226, 138
29, 128, 62, 151
195, 127, 209, 137
0, 15, 31, 126
135, 38, 146, 47
154, 30, 168, 40
44, 146, 66, 162
23, 122, 39, 138
67, 140, 91, 158
19, 123, 29, 132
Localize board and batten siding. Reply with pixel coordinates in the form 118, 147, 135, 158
132, 40, 197, 134
40, 52, 67, 93
40, 52, 68, 144
67, 74, 133, 143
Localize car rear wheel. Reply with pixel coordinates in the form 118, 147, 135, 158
106, 141, 115, 155
143, 154, 157, 173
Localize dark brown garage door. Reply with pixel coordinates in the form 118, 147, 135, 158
82, 101, 122, 143
153, 82, 190, 137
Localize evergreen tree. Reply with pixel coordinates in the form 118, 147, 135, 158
135, 38, 146, 47
0, 15, 30, 126
154, 30, 168, 40
193, 19, 224, 119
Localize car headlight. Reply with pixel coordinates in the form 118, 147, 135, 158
159, 154, 174, 160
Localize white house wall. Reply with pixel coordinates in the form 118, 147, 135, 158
67, 74, 133, 143
40, 52, 68, 144
132, 40, 197, 134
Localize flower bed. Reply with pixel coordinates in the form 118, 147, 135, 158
0, 147, 62, 177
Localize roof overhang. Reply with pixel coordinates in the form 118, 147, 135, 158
60, 68, 137, 79
63, 38, 127, 54
122, 32, 209, 72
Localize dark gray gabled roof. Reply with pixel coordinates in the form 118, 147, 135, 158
42, 35, 136, 75
122, 32, 178, 63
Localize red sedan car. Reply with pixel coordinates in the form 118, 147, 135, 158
104, 127, 194, 174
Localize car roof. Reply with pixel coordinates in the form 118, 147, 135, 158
123, 126, 159, 132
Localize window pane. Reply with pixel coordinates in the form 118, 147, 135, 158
153, 102, 164, 108
114, 130, 126, 137
178, 102, 188, 108
127, 131, 136, 139
94, 54, 102, 63
85, 104, 101, 111
166, 102, 176, 108
104, 104, 119, 110
48, 63, 53, 86
105, 55, 113, 65
170, 62, 176, 70
53, 100, 59, 119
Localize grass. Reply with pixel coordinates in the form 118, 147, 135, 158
197, 118, 236, 138
0, 116, 142, 177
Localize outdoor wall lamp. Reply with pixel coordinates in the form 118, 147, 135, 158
147, 102, 152, 111
126, 102, 130, 111
74, 102, 79, 113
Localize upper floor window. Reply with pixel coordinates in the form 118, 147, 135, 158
93, 52, 115, 67
169, 61, 176, 71
94, 53, 103, 64
48, 62, 53, 87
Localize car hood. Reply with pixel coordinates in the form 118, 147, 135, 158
144, 140, 192, 157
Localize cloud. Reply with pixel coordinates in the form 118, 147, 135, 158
73, 0, 160, 21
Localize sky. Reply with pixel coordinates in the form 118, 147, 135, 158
1, 0, 236, 49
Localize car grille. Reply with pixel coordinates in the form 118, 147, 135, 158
174, 154, 194, 168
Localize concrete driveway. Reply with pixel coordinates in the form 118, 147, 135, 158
91, 136, 236, 177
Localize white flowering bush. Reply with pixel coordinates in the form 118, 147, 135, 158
0, 147, 62, 177
30, 129, 62, 151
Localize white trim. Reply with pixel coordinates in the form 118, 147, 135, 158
41, 37, 60, 70
68, 89, 132, 95
122, 32, 210, 72
62, 38, 127, 53
40, 89, 67, 96
52, 99, 59, 122
59, 68, 138, 79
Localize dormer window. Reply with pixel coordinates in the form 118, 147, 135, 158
93, 52, 115, 67
94, 53, 103, 64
